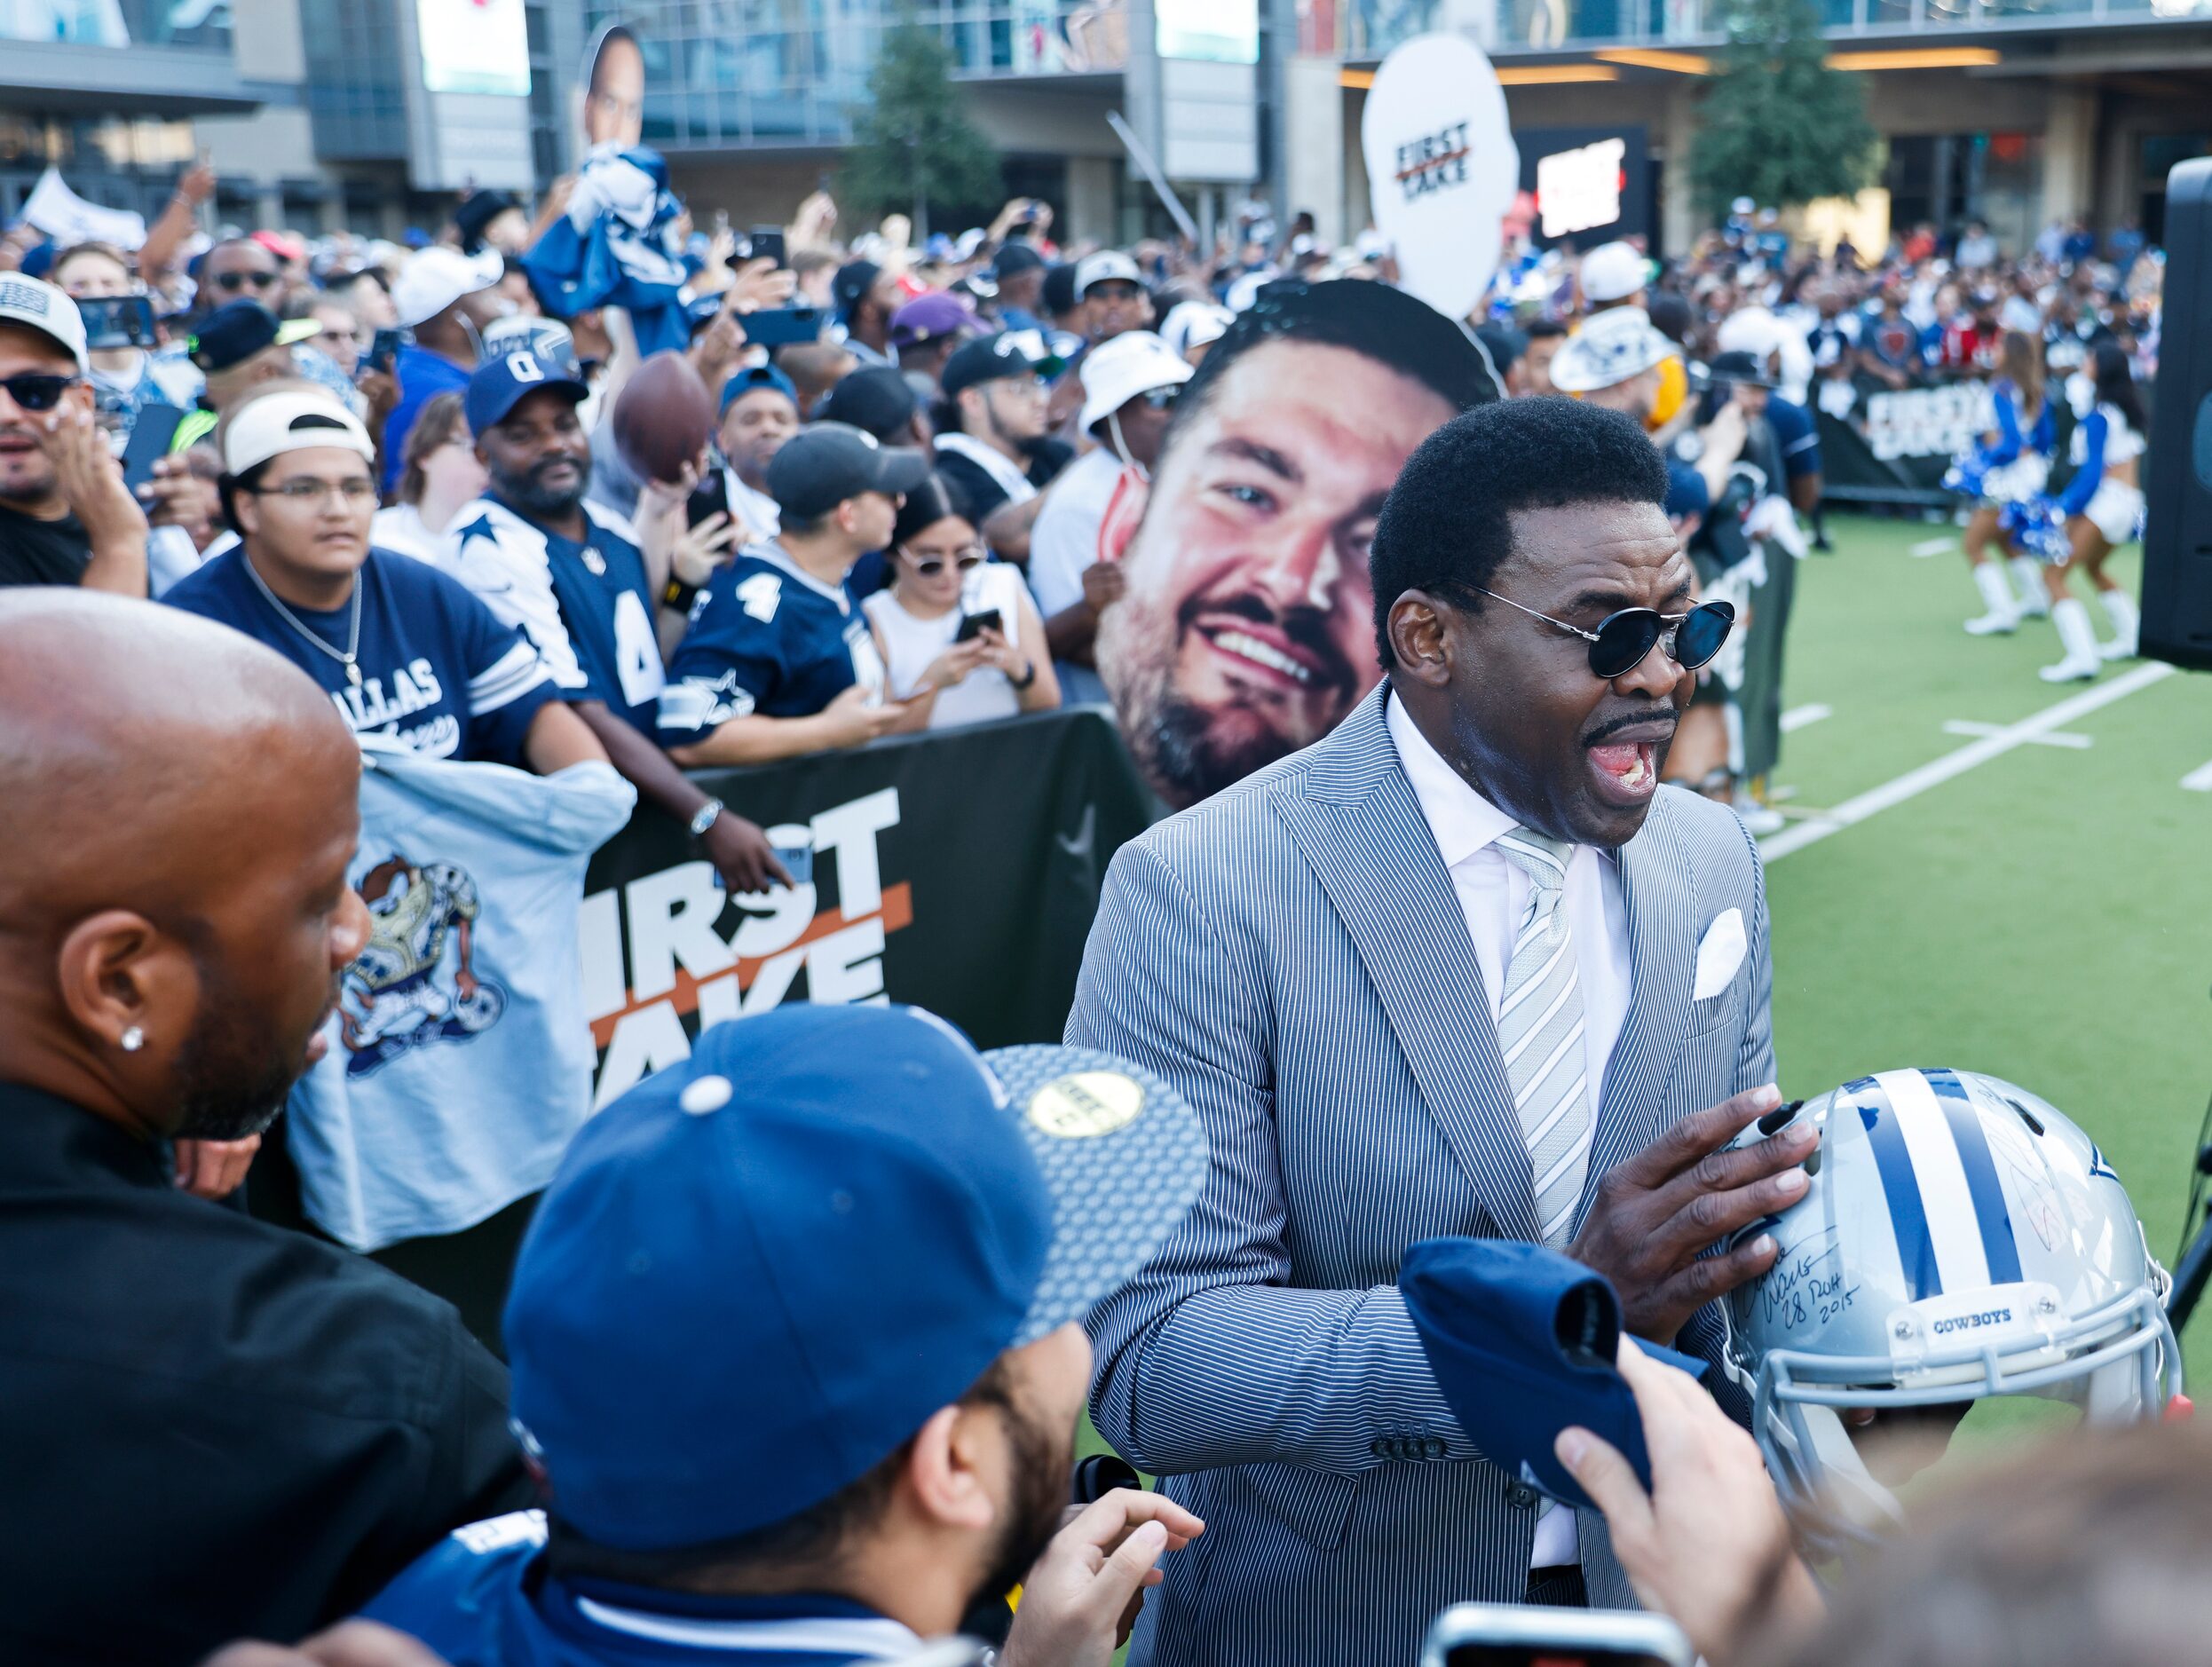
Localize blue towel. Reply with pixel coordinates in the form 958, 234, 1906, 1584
521, 144, 693, 359
1402, 1236, 1706, 1511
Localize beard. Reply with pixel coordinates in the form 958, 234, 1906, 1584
171, 951, 329, 1142
967, 1394, 1077, 1619
494, 455, 588, 522
1100, 581, 1320, 811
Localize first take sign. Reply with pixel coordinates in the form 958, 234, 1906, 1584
1362, 32, 1519, 322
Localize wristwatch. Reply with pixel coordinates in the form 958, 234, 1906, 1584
1010, 661, 1038, 691
688, 797, 725, 840
665, 576, 699, 612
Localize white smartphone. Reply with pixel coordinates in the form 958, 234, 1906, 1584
1421, 1603, 1695, 1667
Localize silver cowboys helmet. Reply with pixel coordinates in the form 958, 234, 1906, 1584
1721, 1068, 2180, 1552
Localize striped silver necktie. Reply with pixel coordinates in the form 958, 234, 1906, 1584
1494, 827, 1593, 1247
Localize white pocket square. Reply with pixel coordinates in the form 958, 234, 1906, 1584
1692, 907, 1747, 1001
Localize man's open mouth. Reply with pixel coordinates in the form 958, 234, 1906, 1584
1584, 718, 1676, 802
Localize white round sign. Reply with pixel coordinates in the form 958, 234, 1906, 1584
1361, 33, 1520, 323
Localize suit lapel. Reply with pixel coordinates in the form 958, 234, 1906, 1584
1579, 792, 1699, 1222
1275, 690, 1543, 1242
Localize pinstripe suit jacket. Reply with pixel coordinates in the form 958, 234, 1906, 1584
1067, 683, 1775, 1667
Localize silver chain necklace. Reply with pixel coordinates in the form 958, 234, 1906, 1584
243, 554, 363, 686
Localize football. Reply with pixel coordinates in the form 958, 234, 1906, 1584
612, 351, 715, 486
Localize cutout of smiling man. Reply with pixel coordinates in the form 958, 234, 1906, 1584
1094, 280, 1498, 809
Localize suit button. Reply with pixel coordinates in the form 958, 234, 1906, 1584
1507, 1483, 1538, 1509
1425, 1438, 1448, 1460
1370, 1438, 1390, 1458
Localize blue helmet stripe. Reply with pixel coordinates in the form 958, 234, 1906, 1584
1924, 1068, 2025, 1285
1853, 1080, 1943, 1300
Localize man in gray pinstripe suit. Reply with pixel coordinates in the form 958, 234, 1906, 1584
1069, 399, 1817, 1664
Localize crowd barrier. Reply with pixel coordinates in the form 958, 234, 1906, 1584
1816, 376, 2093, 509
581, 705, 1158, 1110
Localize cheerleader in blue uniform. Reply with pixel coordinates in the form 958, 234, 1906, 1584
1952, 331, 2057, 636
2033, 342, 2145, 682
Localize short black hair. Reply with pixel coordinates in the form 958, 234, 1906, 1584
890, 470, 975, 545
1170, 281, 1499, 448
1523, 317, 1570, 343
1040, 263, 1080, 317
1368, 399, 1668, 670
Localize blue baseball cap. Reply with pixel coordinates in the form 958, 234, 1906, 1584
719, 361, 800, 417
466, 344, 589, 436
503, 1004, 1208, 1552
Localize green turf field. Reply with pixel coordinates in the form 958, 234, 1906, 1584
1763, 512, 2212, 1437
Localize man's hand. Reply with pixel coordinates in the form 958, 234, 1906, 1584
702, 808, 793, 895
1566, 1084, 1812, 1343
816, 683, 910, 749
787, 190, 838, 251
201, 1619, 449, 1667
1555, 1339, 1824, 1666
1078, 559, 1126, 614
173, 1134, 261, 1201
136, 454, 216, 542
1000, 1489, 1205, 1667
43, 397, 148, 548
727, 256, 797, 315
669, 509, 743, 589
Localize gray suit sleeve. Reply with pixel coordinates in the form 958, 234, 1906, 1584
1070, 839, 1464, 1477
1733, 812, 1778, 1093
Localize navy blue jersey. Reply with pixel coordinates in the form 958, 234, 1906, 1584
365, 1512, 924, 1666
657, 542, 888, 745
449, 497, 665, 738
164, 546, 557, 766
1764, 398, 1823, 481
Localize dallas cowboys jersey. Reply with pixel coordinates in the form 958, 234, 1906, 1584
657, 542, 888, 746
164, 547, 558, 768
448, 496, 666, 738
364, 1512, 925, 1666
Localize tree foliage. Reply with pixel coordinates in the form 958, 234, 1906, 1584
1690, 0, 1881, 216
840, 17, 1002, 236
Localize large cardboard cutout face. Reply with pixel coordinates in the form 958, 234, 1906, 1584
1094, 281, 1497, 808
582, 23, 645, 151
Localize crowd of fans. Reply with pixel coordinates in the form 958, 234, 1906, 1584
0, 156, 2180, 1667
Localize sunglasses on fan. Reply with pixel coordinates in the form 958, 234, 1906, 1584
1475, 589, 1736, 680
0, 372, 79, 413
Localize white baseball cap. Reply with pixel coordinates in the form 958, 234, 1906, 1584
1075, 249, 1143, 298
1159, 300, 1233, 361
391, 245, 505, 329
0, 274, 89, 372
1579, 241, 1649, 305
1714, 305, 1784, 359
1548, 307, 1675, 394
223, 389, 376, 476
1078, 330, 1194, 432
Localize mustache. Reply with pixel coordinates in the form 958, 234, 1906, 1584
1182, 589, 1357, 691
1584, 707, 1679, 747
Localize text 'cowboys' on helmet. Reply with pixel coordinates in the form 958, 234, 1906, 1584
1720, 1067, 2180, 1553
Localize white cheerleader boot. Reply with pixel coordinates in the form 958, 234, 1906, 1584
2040, 597, 2102, 682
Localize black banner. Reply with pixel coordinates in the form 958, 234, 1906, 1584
1815, 379, 2083, 507
581, 707, 1155, 1109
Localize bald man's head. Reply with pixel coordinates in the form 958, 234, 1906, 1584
0, 591, 370, 1142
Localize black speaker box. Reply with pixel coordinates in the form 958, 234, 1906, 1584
2143, 157, 2212, 670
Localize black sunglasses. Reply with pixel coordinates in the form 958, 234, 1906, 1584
212, 270, 279, 290
1476, 589, 1737, 680
0, 372, 78, 413
908, 550, 984, 577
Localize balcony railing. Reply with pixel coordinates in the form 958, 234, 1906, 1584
1490, 0, 2208, 51
1, 0, 232, 50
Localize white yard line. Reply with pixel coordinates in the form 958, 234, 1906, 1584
1910, 536, 1961, 558
1760, 663, 2176, 863
2183, 759, 2212, 793
1780, 703, 1833, 733
1940, 719, 2093, 750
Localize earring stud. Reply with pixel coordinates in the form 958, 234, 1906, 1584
120, 1025, 145, 1053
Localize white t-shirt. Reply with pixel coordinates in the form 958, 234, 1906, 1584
372, 502, 460, 566
864, 562, 1030, 731
1027, 446, 1125, 618
722, 467, 782, 542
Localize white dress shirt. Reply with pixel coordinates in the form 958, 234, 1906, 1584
1386, 691, 1633, 1571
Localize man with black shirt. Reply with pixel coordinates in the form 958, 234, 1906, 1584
933, 332, 1071, 564
0, 590, 532, 1663
0, 274, 148, 594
